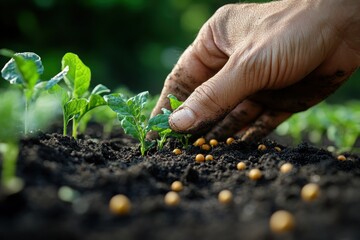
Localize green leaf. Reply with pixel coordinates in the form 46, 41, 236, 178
62, 53, 91, 98
127, 91, 149, 117
1, 52, 43, 89
48, 84, 70, 106
167, 94, 183, 110
77, 94, 107, 121
104, 93, 132, 117
63, 98, 88, 124
148, 109, 171, 132
91, 84, 110, 95
121, 117, 140, 140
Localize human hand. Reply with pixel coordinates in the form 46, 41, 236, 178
151, 0, 360, 141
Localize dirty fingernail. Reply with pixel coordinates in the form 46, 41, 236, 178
169, 107, 196, 131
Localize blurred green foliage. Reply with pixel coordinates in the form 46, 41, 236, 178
2, 0, 357, 101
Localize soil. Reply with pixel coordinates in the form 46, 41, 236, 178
1, 124, 360, 240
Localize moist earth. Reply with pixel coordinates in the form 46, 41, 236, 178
0, 126, 360, 240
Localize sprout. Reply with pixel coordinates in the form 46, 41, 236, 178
248, 169, 262, 181
237, 162, 246, 171
209, 139, 218, 147
195, 154, 205, 163
280, 163, 293, 174
269, 210, 295, 233
173, 148, 182, 155
164, 191, 180, 206
171, 181, 184, 192
301, 183, 320, 202
226, 137, 234, 145
218, 190, 233, 204
205, 155, 214, 161
109, 194, 131, 215
258, 144, 267, 151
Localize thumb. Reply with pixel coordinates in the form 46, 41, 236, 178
169, 52, 265, 133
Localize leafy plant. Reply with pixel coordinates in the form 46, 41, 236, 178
50, 53, 110, 138
148, 94, 191, 150
104, 91, 153, 156
0, 49, 68, 135
276, 101, 360, 152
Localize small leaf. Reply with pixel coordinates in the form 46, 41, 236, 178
148, 112, 171, 132
167, 94, 183, 110
91, 84, 110, 95
104, 93, 133, 117
64, 98, 88, 124
62, 53, 91, 98
77, 94, 107, 121
121, 117, 140, 140
1, 52, 43, 88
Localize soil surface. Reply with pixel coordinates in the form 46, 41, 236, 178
1, 125, 360, 240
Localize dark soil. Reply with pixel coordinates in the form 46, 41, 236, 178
1, 125, 360, 240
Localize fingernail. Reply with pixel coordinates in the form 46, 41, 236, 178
169, 107, 196, 131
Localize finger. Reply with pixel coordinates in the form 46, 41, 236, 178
150, 22, 228, 117
239, 111, 292, 142
205, 100, 264, 141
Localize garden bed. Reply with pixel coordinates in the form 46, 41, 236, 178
0, 126, 360, 240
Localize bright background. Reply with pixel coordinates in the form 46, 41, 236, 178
1, 0, 359, 101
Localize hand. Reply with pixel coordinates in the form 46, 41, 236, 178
151, 0, 360, 141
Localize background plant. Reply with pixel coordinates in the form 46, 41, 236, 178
276, 101, 360, 152
51, 53, 110, 138
0, 49, 68, 135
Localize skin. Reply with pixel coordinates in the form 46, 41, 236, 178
151, 0, 360, 141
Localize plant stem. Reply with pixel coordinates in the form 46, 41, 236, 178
72, 119, 78, 139
63, 114, 67, 136
24, 96, 29, 135
0, 142, 19, 184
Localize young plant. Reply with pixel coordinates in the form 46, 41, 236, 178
104, 91, 153, 156
148, 94, 191, 149
0, 89, 23, 194
0, 49, 68, 135
50, 53, 110, 138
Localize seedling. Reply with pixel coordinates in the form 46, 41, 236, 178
1, 49, 68, 135
104, 91, 153, 156
51, 53, 110, 138
0, 88, 57, 194
148, 94, 191, 150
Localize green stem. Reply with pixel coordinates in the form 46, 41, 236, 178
24, 96, 29, 135
72, 119, 78, 139
63, 113, 67, 136
1, 142, 19, 184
